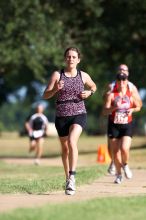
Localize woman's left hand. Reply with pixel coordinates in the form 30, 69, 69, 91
80, 90, 92, 99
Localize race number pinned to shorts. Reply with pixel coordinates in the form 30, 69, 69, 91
114, 112, 128, 124
33, 130, 44, 138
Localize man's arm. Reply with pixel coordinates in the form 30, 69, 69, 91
25, 120, 33, 136
102, 82, 115, 101
102, 93, 117, 116
132, 85, 143, 108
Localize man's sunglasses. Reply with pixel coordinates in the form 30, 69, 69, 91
117, 78, 127, 81
116, 73, 128, 81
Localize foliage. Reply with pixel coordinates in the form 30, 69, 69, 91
0, 0, 146, 132
1, 0, 146, 96
0, 101, 29, 131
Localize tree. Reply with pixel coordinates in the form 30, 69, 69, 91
0, 0, 146, 133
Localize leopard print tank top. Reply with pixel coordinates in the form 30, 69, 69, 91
56, 69, 87, 117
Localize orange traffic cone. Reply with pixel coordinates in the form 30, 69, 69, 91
97, 144, 111, 164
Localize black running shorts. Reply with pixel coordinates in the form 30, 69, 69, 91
55, 113, 87, 137
108, 120, 133, 139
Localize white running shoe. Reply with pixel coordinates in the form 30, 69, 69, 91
65, 175, 76, 195
34, 159, 40, 165
108, 161, 116, 175
114, 175, 123, 184
123, 164, 132, 179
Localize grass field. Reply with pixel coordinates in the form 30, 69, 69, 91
0, 196, 146, 220
0, 133, 146, 219
0, 132, 146, 168
0, 161, 107, 194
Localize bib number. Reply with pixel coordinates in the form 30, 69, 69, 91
33, 130, 44, 138
114, 112, 128, 124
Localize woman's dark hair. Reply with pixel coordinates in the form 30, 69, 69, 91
64, 47, 81, 58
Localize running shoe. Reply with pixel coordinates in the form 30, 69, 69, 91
108, 161, 116, 175
65, 175, 76, 195
114, 174, 123, 184
34, 159, 40, 165
123, 164, 133, 179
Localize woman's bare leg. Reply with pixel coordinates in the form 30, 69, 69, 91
68, 124, 82, 172
59, 136, 69, 179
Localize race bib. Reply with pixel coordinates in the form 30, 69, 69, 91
33, 130, 44, 138
114, 112, 128, 124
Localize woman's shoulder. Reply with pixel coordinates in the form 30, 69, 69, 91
79, 70, 88, 75
52, 70, 61, 75
79, 70, 91, 79
50, 70, 62, 81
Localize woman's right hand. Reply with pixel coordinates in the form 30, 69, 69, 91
54, 80, 64, 91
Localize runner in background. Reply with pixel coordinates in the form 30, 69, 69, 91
103, 71, 142, 184
25, 104, 49, 165
103, 64, 142, 175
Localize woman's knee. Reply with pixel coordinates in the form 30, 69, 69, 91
68, 138, 78, 152
121, 147, 129, 155
62, 144, 69, 155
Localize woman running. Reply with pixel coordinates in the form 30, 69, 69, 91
43, 47, 97, 194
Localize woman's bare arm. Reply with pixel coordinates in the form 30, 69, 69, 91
43, 71, 63, 99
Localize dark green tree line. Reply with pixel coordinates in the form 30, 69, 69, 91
0, 0, 146, 133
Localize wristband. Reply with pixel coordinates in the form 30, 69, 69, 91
90, 90, 95, 96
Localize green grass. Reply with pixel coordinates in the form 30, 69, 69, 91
0, 134, 146, 219
0, 196, 146, 220
0, 160, 107, 194
0, 134, 146, 194
0, 134, 146, 156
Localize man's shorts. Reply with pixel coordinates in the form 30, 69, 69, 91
108, 120, 133, 139
29, 130, 45, 140
55, 113, 87, 137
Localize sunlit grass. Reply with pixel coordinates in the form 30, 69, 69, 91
0, 196, 146, 220
0, 160, 107, 194
0, 134, 145, 157
0, 134, 146, 218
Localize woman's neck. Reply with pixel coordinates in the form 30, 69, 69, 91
64, 67, 77, 77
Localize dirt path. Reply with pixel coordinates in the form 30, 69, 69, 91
0, 166, 146, 213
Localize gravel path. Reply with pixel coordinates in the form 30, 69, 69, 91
0, 168, 146, 213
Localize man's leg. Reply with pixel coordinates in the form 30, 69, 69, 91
107, 138, 116, 175
34, 137, 44, 165
121, 136, 132, 179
